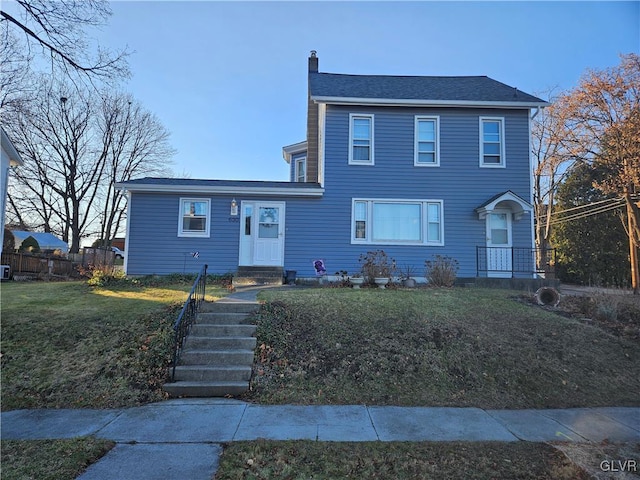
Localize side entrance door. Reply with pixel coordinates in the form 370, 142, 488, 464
239, 201, 285, 266
486, 211, 512, 278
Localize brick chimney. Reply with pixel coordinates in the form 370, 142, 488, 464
306, 51, 319, 183
308, 50, 318, 73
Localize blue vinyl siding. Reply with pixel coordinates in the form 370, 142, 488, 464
126, 105, 533, 278
126, 192, 325, 276
289, 105, 532, 278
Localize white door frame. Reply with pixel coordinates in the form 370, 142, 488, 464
238, 201, 285, 267
486, 210, 512, 278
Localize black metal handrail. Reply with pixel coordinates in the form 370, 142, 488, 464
476, 247, 555, 277
170, 264, 208, 380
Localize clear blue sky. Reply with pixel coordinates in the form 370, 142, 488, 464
96, 1, 639, 181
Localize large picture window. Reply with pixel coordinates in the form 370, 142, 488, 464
349, 114, 374, 165
351, 199, 444, 245
415, 116, 440, 166
480, 117, 505, 167
178, 198, 210, 237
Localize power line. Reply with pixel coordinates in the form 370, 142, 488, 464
543, 197, 620, 218
547, 199, 625, 226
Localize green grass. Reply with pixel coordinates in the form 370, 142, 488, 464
214, 440, 590, 479
1, 437, 115, 480
0, 278, 230, 410
244, 288, 640, 408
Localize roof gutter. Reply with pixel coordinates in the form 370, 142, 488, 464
1, 128, 24, 166
311, 96, 550, 109
114, 182, 324, 197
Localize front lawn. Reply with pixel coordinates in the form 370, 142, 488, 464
244, 288, 640, 408
0, 276, 230, 410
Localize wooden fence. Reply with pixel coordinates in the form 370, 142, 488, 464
1, 252, 77, 278
68, 248, 116, 268
1, 248, 118, 279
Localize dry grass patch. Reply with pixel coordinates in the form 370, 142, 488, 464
1, 437, 114, 480
553, 442, 640, 480
244, 288, 640, 408
214, 440, 590, 479
1, 278, 229, 410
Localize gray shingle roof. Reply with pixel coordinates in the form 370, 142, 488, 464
310, 73, 547, 105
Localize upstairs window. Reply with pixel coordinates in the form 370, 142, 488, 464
295, 157, 307, 182
349, 114, 374, 165
480, 117, 505, 167
179, 198, 210, 237
415, 116, 440, 166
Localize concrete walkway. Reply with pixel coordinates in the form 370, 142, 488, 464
2, 400, 639, 479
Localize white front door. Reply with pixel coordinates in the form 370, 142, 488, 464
486, 211, 512, 278
239, 201, 286, 266
253, 202, 285, 266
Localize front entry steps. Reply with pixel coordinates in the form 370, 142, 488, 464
163, 300, 258, 398
232, 266, 283, 287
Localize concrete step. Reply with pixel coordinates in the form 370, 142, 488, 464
179, 349, 255, 365
186, 336, 257, 350
163, 381, 249, 397
197, 312, 251, 324
232, 276, 283, 287
190, 324, 256, 337
173, 365, 252, 382
200, 302, 259, 314
236, 266, 283, 276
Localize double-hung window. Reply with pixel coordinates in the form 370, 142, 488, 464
480, 117, 505, 167
414, 116, 440, 166
295, 157, 307, 182
351, 199, 444, 245
349, 114, 374, 165
178, 198, 210, 237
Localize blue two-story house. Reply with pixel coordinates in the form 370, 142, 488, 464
117, 52, 549, 281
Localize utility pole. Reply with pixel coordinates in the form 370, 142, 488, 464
624, 187, 639, 294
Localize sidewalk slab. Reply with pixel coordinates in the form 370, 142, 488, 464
487, 410, 586, 442
95, 402, 246, 443
77, 443, 221, 480
234, 405, 378, 441
368, 407, 518, 442
593, 407, 640, 432
540, 409, 640, 443
1, 409, 121, 440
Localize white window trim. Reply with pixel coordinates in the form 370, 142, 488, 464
295, 156, 307, 182
348, 113, 375, 165
479, 116, 506, 168
350, 198, 444, 246
414, 115, 440, 167
178, 197, 211, 238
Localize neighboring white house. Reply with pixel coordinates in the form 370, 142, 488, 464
1, 128, 23, 249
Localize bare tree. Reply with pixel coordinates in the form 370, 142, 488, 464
6, 80, 173, 253
96, 93, 174, 245
531, 90, 576, 269
0, 0, 129, 80
0, 0, 129, 122
0, 27, 34, 113
557, 53, 640, 293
